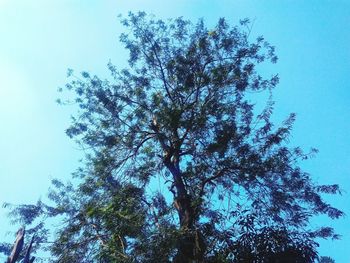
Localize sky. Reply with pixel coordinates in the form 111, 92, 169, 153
0, 0, 349, 261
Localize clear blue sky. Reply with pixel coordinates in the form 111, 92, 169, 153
0, 1, 349, 262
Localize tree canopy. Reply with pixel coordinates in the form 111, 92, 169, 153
3, 12, 343, 262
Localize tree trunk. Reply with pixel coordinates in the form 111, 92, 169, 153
152, 117, 206, 261
7, 228, 24, 263
7, 228, 35, 263
166, 162, 206, 262
173, 193, 206, 263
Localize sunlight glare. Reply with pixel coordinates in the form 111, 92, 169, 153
0, 63, 35, 121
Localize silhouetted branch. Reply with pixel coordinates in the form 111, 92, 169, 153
6, 228, 35, 263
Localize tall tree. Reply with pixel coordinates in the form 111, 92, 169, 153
5, 12, 343, 262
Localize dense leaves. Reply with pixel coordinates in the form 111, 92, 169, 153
3, 12, 343, 262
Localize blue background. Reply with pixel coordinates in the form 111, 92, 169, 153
0, 1, 349, 261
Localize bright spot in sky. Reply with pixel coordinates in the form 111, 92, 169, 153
0, 62, 35, 121
0, 0, 9, 7
0, 62, 46, 205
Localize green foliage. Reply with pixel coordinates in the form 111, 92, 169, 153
3, 12, 343, 262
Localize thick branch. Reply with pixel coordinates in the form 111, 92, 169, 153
23, 235, 35, 263
7, 228, 25, 263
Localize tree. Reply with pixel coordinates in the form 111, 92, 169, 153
5, 12, 343, 262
